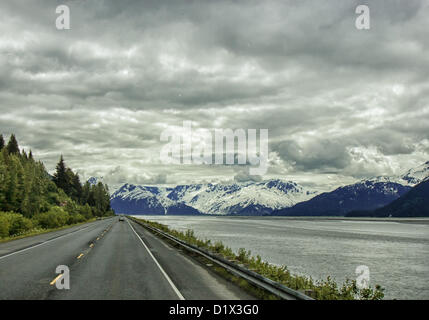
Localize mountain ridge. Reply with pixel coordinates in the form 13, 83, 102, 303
105, 161, 428, 216
271, 180, 412, 216
110, 179, 317, 215
347, 179, 429, 217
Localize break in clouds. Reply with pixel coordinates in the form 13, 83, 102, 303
0, 0, 428, 188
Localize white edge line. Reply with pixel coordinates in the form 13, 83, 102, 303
0, 220, 104, 261
127, 219, 185, 300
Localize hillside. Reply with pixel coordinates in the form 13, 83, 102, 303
271, 180, 411, 216
347, 179, 429, 217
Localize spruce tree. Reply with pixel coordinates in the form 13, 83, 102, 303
6, 134, 20, 154
81, 181, 91, 205
0, 134, 4, 150
66, 168, 82, 201
53, 155, 70, 194
0, 150, 8, 208
72, 173, 83, 203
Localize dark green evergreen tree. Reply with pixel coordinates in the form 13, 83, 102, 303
0, 149, 8, 207
0, 134, 4, 150
68, 169, 83, 202
52, 155, 70, 194
81, 181, 91, 205
6, 134, 20, 154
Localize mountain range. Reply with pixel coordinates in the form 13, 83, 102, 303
110, 180, 317, 215
106, 161, 429, 216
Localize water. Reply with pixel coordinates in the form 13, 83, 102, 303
139, 216, 429, 300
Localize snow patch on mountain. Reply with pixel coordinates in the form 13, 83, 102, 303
170, 180, 317, 215
87, 176, 103, 185
400, 161, 429, 185
87, 176, 122, 193
365, 161, 429, 187
110, 179, 317, 215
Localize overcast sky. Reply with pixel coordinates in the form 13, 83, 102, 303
1, 0, 428, 189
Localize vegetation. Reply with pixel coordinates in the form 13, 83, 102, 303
0, 134, 114, 239
138, 218, 385, 300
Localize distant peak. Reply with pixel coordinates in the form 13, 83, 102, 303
88, 176, 104, 185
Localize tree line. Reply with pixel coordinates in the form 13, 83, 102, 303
0, 134, 114, 238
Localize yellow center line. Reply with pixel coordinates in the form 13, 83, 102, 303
77, 253, 84, 259
50, 274, 62, 285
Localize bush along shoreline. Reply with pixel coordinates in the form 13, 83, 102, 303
137, 218, 385, 300
0, 134, 114, 240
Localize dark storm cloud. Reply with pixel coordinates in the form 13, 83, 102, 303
0, 0, 428, 185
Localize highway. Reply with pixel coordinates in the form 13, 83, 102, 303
0, 217, 254, 300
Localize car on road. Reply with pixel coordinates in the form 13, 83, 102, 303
119, 215, 125, 221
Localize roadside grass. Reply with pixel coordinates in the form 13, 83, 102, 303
135, 217, 385, 300
0, 218, 96, 244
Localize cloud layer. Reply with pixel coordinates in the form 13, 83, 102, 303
1, 0, 428, 188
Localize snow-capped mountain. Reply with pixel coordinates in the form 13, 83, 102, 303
87, 176, 103, 186
348, 178, 429, 217
400, 161, 429, 185
107, 160, 428, 216
272, 180, 412, 217
168, 179, 317, 215
270, 160, 429, 217
110, 179, 317, 215
367, 161, 429, 186
110, 184, 202, 215
87, 176, 122, 193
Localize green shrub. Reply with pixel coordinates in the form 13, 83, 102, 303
237, 248, 251, 263
0, 211, 33, 237
0, 214, 10, 238
67, 213, 85, 225
9, 215, 33, 235
33, 206, 69, 229
78, 204, 93, 220
64, 201, 78, 215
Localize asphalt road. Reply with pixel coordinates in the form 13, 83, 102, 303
0, 217, 253, 300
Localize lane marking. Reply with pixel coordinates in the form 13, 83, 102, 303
77, 253, 84, 259
0, 226, 91, 261
0, 218, 114, 262
50, 274, 62, 285
89, 243, 94, 248
126, 219, 185, 300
